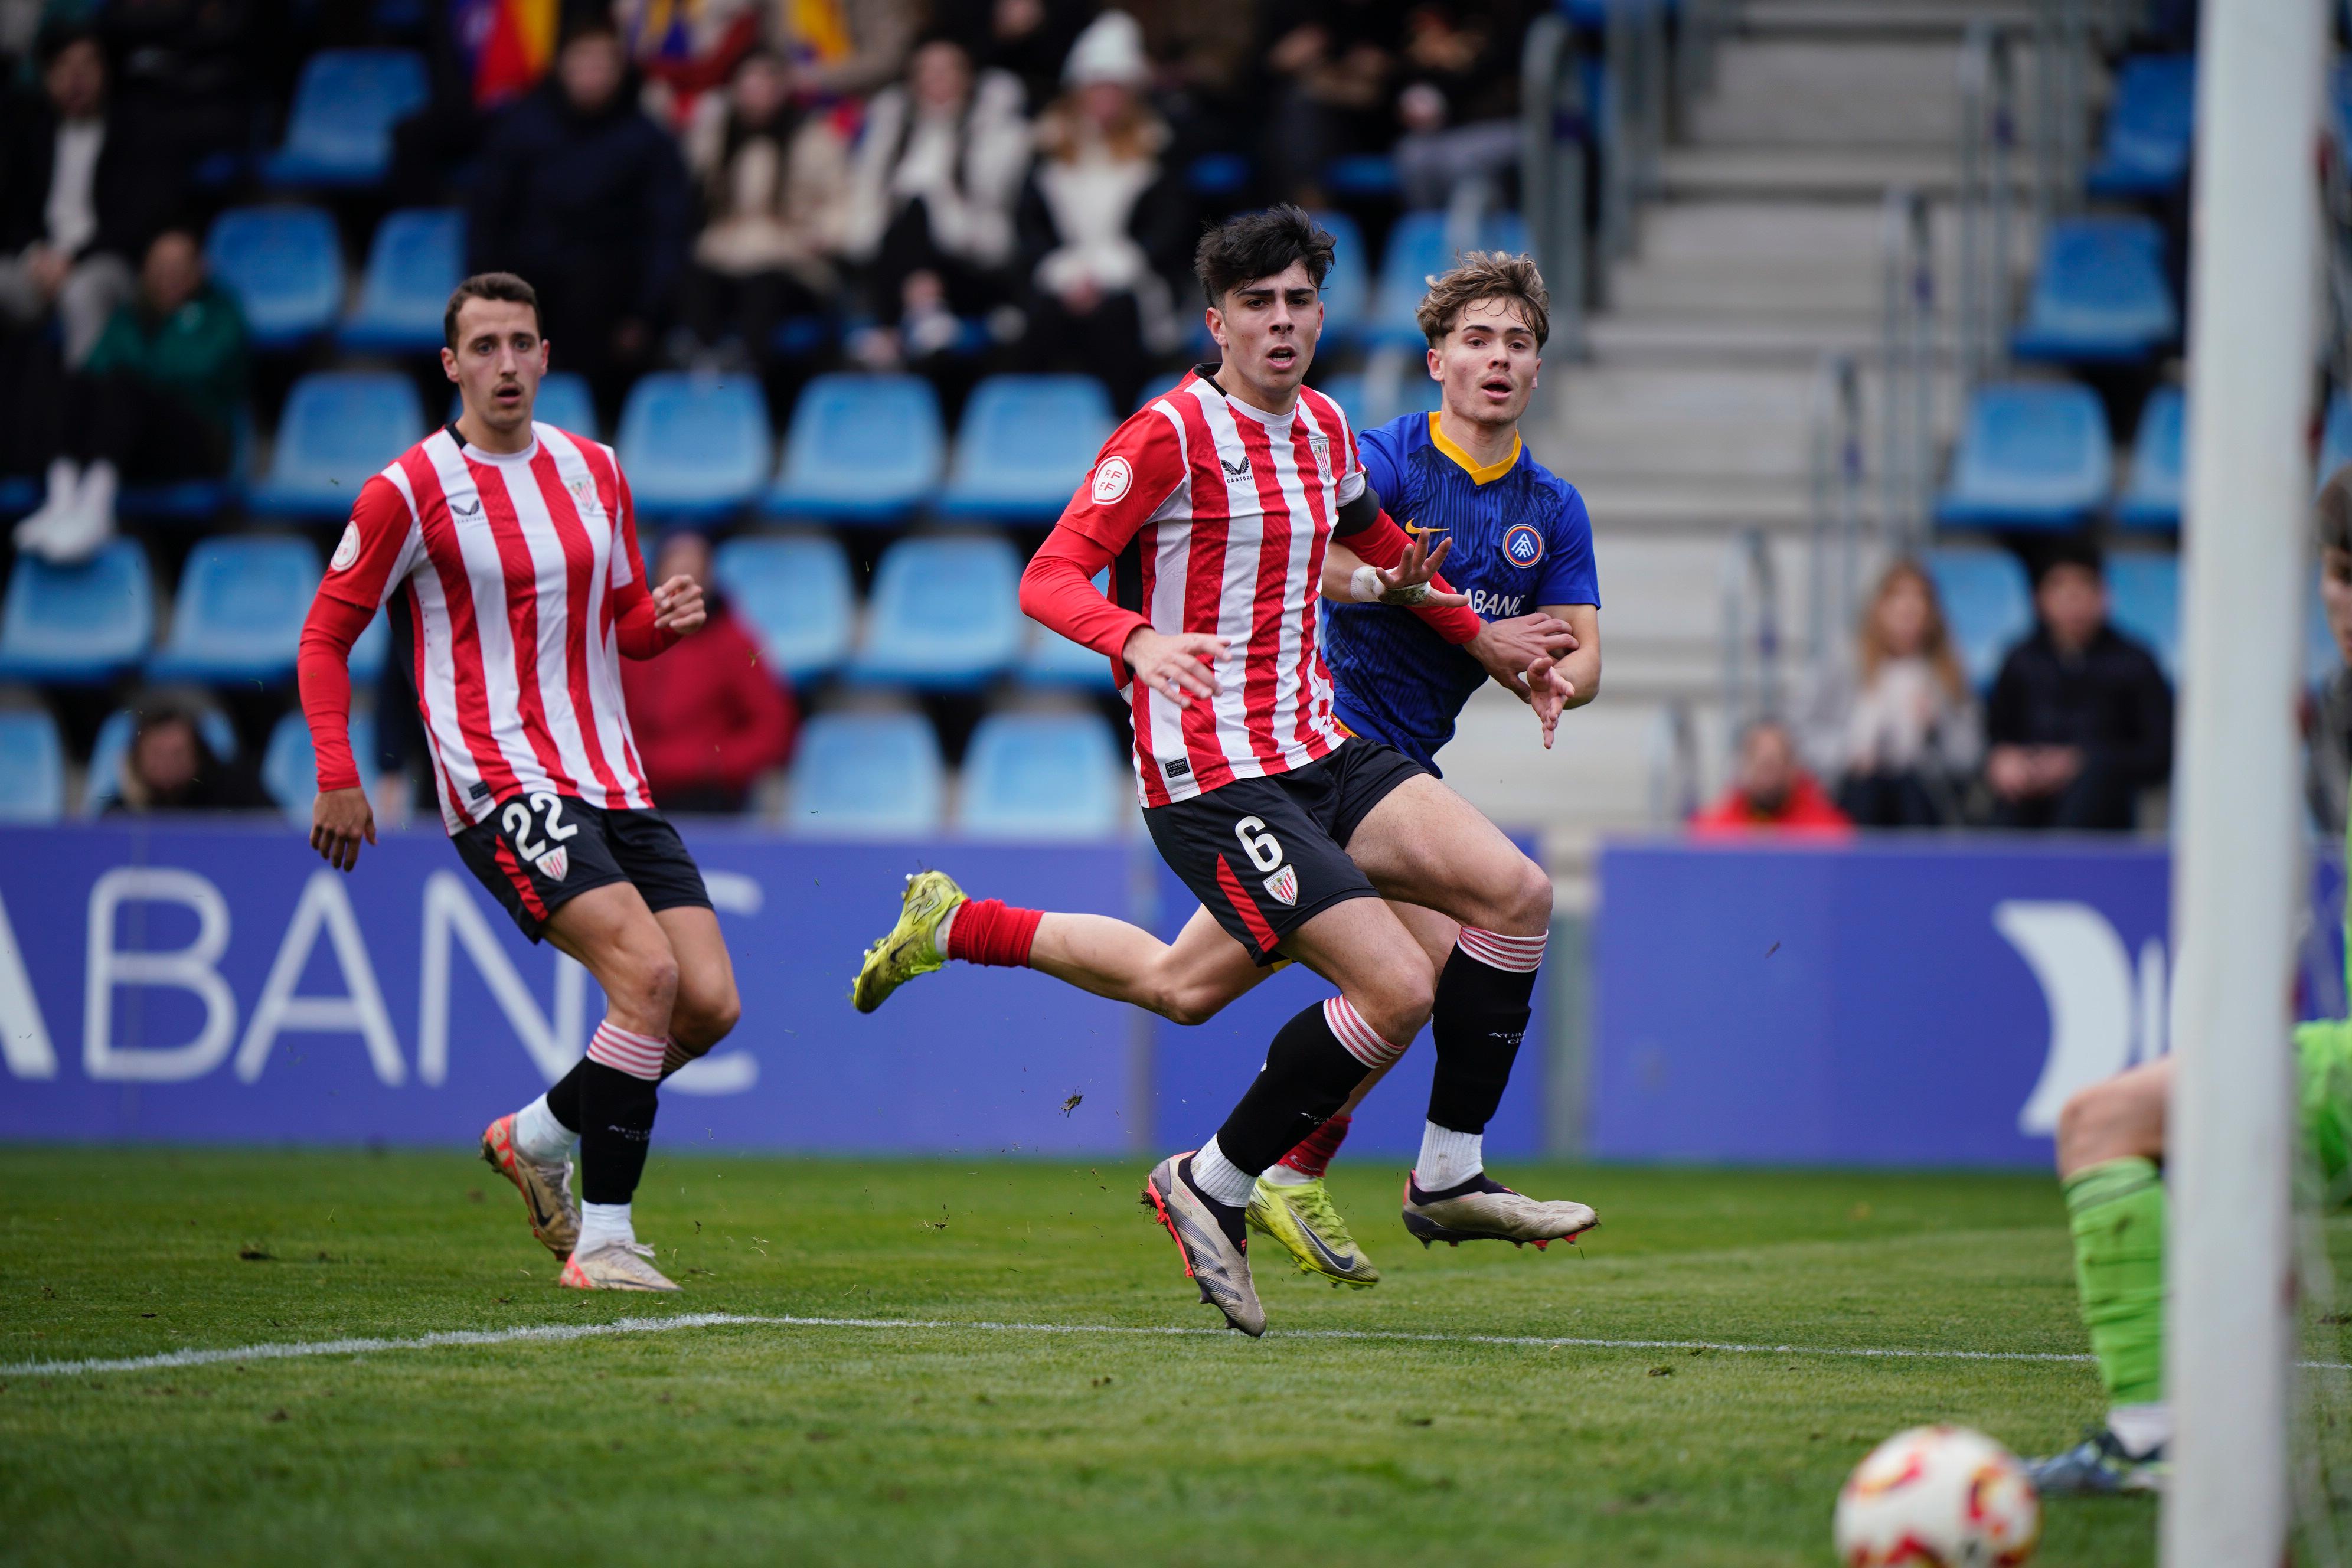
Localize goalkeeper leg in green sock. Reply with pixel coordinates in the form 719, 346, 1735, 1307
2025, 1058, 2173, 1496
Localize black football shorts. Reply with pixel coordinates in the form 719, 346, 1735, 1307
1143, 739, 1427, 965
452, 793, 711, 942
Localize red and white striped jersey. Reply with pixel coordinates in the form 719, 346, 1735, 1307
1057, 371, 1366, 806
318, 422, 656, 834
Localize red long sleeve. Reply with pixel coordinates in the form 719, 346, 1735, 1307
607, 465, 680, 660
298, 594, 377, 793
1342, 509, 1482, 644
1020, 527, 1151, 659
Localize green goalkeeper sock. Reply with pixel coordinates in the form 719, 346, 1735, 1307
2062, 1156, 2166, 1408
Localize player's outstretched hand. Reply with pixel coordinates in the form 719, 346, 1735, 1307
1469, 613, 1579, 700
1123, 627, 1226, 707
652, 574, 707, 637
1529, 654, 1576, 749
311, 785, 377, 872
1358, 530, 1468, 608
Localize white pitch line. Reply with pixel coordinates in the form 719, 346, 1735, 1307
5, 1312, 2347, 1381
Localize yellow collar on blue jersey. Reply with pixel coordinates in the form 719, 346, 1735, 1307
1426, 412, 1522, 485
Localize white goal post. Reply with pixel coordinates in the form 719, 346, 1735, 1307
2165, 0, 2328, 1562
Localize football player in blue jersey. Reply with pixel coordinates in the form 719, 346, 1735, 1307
854, 251, 1600, 1288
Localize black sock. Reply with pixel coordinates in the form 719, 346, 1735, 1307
577, 1060, 659, 1205
1426, 943, 1538, 1135
1211, 999, 1378, 1175
545, 1059, 585, 1133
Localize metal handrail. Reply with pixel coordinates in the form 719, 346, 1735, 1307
1956, 22, 2022, 406
1600, 0, 1667, 265
1645, 699, 1701, 827
1520, 11, 1590, 354
1877, 186, 1935, 550
2032, 0, 2087, 224
1720, 527, 1782, 749
1806, 352, 1866, 668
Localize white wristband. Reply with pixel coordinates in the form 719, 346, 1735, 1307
1349, 565, 1386, 603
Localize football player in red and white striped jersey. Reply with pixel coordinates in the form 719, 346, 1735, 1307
297, 273, 743, 1292
1011, 208, 1595, 1334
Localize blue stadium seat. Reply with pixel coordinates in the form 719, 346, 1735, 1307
940, 375, 1116, 521
1314, 209, 1370, 345
341, 208, 463, 352
2322, 390, 2352, 485
958, 711, 1126, 839
1022, 569, 1116, 687
1186, 152, 1252, 197
2010, 216, 2177, 364
81, 707, 241, 818
616, 373, 769, 518
850, 535, 1024, 688
786, 710, 945, 836
0, 540, 153, 684
765, 373, 943, 524
0, 709, 64, 822
262, 708, 378, 823
119, 412, 251, 523
1324, 365, 1442, 433
1935, 382, 2112, 530
148, 535, 320, 683
2115, 386, 2184, 530
448, 371, 599, 441
1370, 210, 1531, 347
712, 532, 854, 682
2087, 55, 2196, 196
205, 206, 342, 348
264, 49, 429, 187
2106, 552, 2180, 684
251, 371, 424, 517
349, 608, 388, 684
1322, 154, 1397, 197
1925, 546, 2034, 690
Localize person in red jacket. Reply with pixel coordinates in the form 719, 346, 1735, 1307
1690, 717, 1853, 838
619, 530, 797, 813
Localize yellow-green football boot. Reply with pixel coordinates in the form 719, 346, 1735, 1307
851, 870, 968, 1014
1247, 1174, 1381, 1287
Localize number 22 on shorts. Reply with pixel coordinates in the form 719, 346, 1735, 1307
502, 792, 580, 880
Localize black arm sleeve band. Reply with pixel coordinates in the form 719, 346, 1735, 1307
1332, 482, 1385, 537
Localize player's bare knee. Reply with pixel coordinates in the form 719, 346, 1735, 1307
607, 942, 680, 1025
1353, 958, 1435, 1046
1158, 982, 1226, 1028
673, 984, 740, 1051
1492, 855, 1553, 937
2056, 1076, 2139, 1172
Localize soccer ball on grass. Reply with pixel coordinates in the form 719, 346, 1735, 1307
1832, 1425, 2040, 1567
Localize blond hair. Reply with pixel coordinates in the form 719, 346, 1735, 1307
1858, 558, 1969, 701
1415, 251, 1550, 349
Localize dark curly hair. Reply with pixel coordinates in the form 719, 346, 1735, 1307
1193, 205, 1335, 309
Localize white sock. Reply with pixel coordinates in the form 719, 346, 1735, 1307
929, 903, 958, 961
576, 1201, 634, 1254
1415, 1123, 1484, 1191
2107, 1402, 2171, 1458
511, 1093, 575, 1162
1260, 1162, 1314, 1188
1187, 1138, 1256, 1207
48, 458, 115, 564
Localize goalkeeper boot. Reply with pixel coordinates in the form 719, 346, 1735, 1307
851, 870, 968, 1014
557, 1239, 680, 1292
1400, 1172, 1596, 1249
479, 1113, 579, 1259
1249, 1175, 1380, 1287
1141, 1153, 1265, 1336
2022, 1427, 2167, 1495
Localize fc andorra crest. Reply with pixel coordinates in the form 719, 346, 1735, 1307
1262, 865, 1299, 906
535, 847, 569, 883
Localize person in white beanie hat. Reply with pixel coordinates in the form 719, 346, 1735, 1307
1015, 9, 1186, 409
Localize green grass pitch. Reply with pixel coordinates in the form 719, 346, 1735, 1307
3, 1149, 2347, 1566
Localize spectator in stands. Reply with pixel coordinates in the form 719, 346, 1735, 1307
1985, 538, 2174, 832
0, 27, 180, 366
12, 228, 245, 564
1797, 558, 1982, 828
771, 0, 925, 101
106, 706, 269, 815
1690, 718, 1853, 837
467, 18, 691, 414
619, 531, 798, 814
2306, 466, 2352, 834
679, 47, 850, 370
388, 0, 563, 206
99, 0, 263, 174
620, 0, 764, 127
1258, 0, 1402, 204
1391, 0, 1529, 210
1015, 11, 1187, 411
842, 34, 1029, 371
936, 0, 1096, 113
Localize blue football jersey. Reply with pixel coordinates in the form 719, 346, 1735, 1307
1324, 412, 1600, 773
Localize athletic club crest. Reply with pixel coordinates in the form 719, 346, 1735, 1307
1308, 434, 1332, 484
1502, 523, 1546, 568
535, 847, 569, 882
1262, 865, 1299, 906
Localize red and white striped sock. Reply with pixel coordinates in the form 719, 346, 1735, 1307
1455, 926, 1548, 974
1266, 1113, 1353, 1188
586, 1020, 667, 1082
945, 898, 1044, 968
